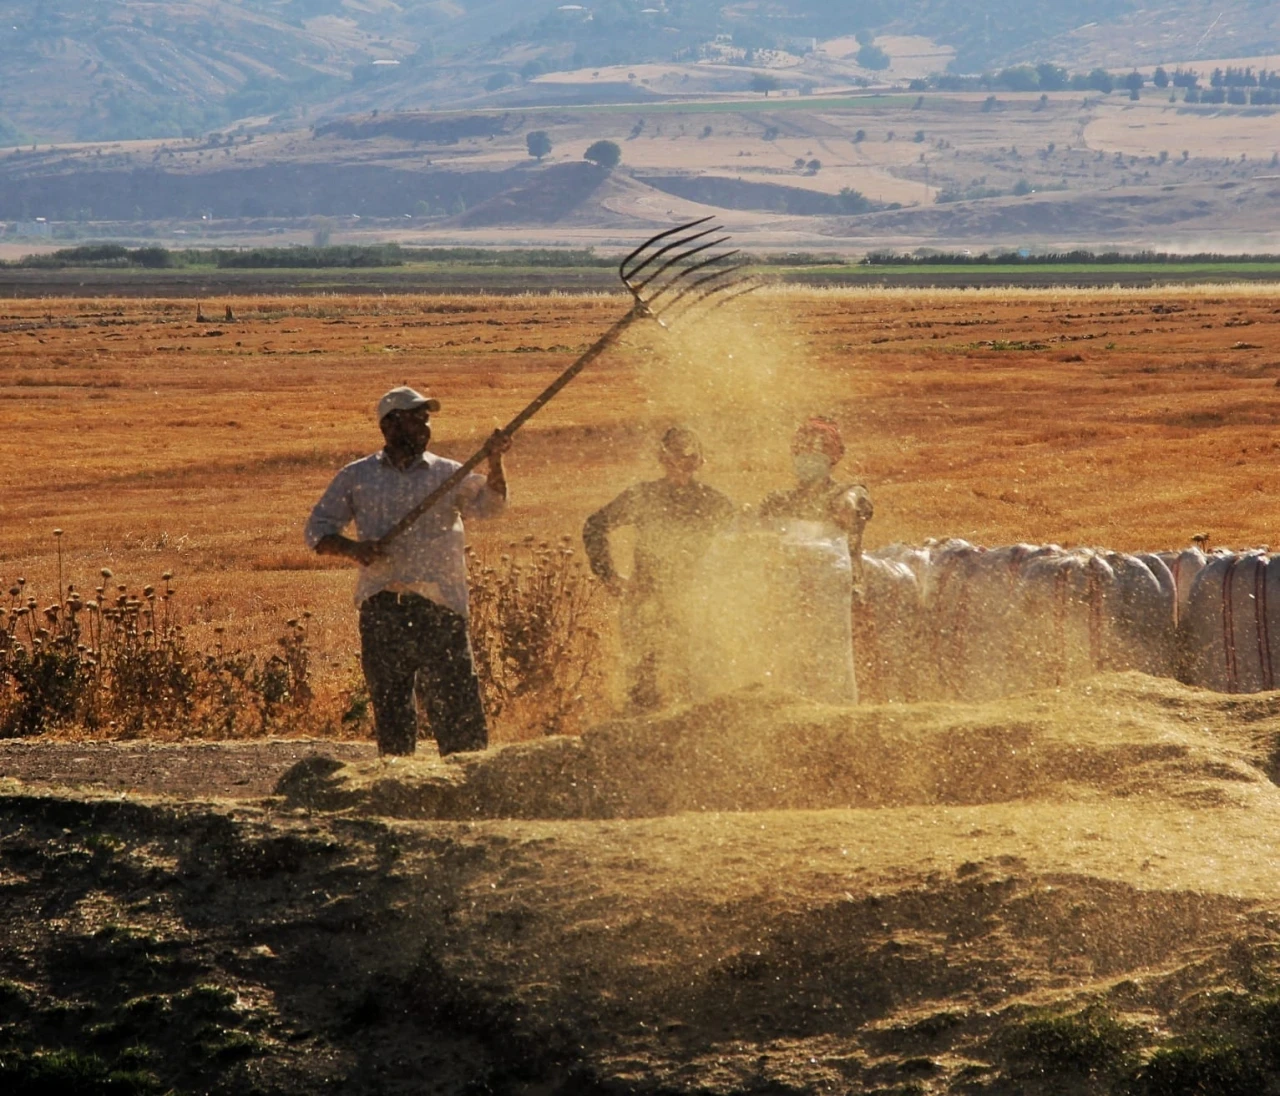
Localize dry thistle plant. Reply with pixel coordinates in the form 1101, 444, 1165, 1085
0, 539, 320, 739
466, 535, 605, 738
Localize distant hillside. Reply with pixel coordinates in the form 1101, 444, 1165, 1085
3, 1, 1280, 142
0, 0, 544, 142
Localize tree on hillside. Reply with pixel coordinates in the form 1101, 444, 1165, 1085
584, 139, 621, 169
838, 187, 871, 214
1086, 68, 1114, 93
997, 65, 1039, 91
750, 73, 779, 96
1153, 66, 1170, 88
1123, 71, 1144, 92
1036, 63, 1068, 91
526, 130, 552, 161
857, 43, 890, 71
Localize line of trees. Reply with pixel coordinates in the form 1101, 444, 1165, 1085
862, 250, 1280, 266
1207, 67, 1280, 88
930, 64, 1117, 94
1185, 86, 1280, 105
922, 61, 1280, 106
6, 243, 617, 270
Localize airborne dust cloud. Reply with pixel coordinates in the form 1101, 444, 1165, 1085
596, 295, 867, 708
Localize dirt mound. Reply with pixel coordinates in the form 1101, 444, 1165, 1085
11, 673, 1280, 1092
276, 673, 1280, 819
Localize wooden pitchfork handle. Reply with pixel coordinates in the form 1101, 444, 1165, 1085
373, 302, 648, 550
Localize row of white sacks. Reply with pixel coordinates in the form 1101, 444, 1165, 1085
852, 540, 1279, 702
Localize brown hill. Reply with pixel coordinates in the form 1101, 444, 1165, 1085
452, 161, 614, 227
821, 178, 1280, 247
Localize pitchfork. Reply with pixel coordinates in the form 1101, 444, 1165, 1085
374, 217, 757, 548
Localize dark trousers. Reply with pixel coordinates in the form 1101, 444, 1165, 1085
358, 591, 488, 757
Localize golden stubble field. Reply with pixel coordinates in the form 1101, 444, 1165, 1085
8, 284, 1280, 1094
2, 283, 1280, 724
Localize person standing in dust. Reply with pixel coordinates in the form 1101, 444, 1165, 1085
583, 426, 736, 712
756, 416, 873, 703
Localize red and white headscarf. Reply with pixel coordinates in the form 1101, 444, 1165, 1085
791, 416, 845, 463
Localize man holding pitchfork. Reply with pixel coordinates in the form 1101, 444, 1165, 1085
305, 386, 511, 757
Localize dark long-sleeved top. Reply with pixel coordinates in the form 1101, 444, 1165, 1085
583, 479, 736, 598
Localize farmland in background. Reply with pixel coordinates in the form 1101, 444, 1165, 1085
2, 284, 1279, 734
4, 88, 1280, 256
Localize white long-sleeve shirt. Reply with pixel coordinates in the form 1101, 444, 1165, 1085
304, 449, 506, 615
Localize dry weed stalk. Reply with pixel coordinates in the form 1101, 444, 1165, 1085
466, 536, 605, 737
0, 543, 317, 739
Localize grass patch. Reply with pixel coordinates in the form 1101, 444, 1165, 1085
1002, 1005, 1142, 1079
0, 1049, 163, 1095
1132, 1042, 1265, 1095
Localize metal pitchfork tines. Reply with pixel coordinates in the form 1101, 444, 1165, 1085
373, 218, 757, 549
621, 215, 758, 324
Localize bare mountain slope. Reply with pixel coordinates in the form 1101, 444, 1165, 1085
823, 179, 1280, 248
6, 2, 1280, 144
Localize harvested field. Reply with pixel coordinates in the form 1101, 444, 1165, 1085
4, 284, 1280, 1093
3, 283, 1280, 719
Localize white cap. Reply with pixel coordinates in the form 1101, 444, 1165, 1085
377, 386, 441, 422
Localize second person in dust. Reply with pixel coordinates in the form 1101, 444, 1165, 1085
583, 426, 736, 712
755, 416, 873, 703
